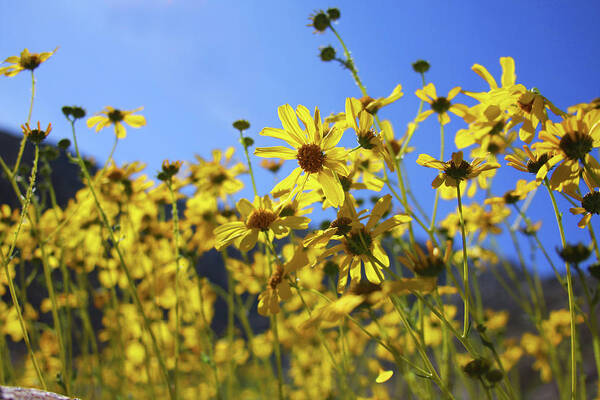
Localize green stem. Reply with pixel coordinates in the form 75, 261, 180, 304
167, 182, 181, 400
238, 129, 258, 197
329, 25, 367, 96
544, 178, 577, 400
0, 143, 46, 389
70, 120, 175, 400
12, 71, 36, 176
456, 184, 470, 337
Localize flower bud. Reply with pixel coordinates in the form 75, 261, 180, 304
233, 119, 250, 131
319, 45, 336, 62
57, 138, 71, 150
327, 8, 340, 21
412, 60, 430, 74
311, 11, 330, 32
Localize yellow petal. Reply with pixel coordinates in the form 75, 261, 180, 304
114, 123, 126, 139
254, 146, 297, 160
124, 114, 146, 128
471, 64, 498, 89
376, 369, 393, 383
318, 169, 344, 208
500, 57, 516, 87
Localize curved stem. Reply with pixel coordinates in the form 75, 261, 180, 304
12, 71, 36, 176
167, 182, 181, 400
238, 129, 258, 197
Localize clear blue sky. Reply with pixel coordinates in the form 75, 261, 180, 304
1, 1, 599, 274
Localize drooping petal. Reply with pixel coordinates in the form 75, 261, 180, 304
317, 169, 344, 208
271, 167, 303, 198
114, 123, 127, 139
239, 229, 259, 252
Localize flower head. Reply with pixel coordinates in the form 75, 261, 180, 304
533, 110, 600, 192
214, 195, 310, 252
0, 47, 57, 77
21, 122, 52, 144
415, 83, 472, 125
86, 106, 146, 139
255, 104, 349, 207
314, 195, 412, 292
416, 151, 499, 189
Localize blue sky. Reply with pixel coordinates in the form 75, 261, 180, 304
1, 1, 599, 274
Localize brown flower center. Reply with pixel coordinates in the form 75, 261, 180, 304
345, 229, 373, 256
444, 160, 472, 181
582, 192, 600, 215
431, 97, 451, 114
20, 54, 41, 70
246, 209, 277, 231
268, 265, 285, 289
297, 143, 325, 173
210, 172, 228, 185
558, 131, 593, 160
330, 217, 352, 235
526, 153, 550, 174
107, 109, 124, 123
358, 130, 376, 149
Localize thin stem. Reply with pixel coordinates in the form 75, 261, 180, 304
70, 120, 175, 399
329, 25, 367, 96
12, 71, 36, 176
238, 129, 258, 197
544, 178, 577, 400
0, 143, 46, 389
167, 182, 181, 400
456, 184, 470, 337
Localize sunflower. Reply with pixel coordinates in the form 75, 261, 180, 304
315, 195, 412, 293
415, 83, 472, 125
255, 104, 349, 207
214, 195, 310, 252
0, 47, 57, 77
533, 110, 600, 192
86, 106, 146, 139
416, 151, 499, 189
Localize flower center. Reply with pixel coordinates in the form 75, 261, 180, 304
210, 172, 228, 185
268, 265, 285, 290
444, 160, 472, 181
582, 192, 600, 215
503, 192, 521, 205
278, 205, 296, 217
431, 97, 451, 114
526, 153, 550, 174
20, 54, 41, 70
357, 130, 377, 149
488, 121, 504, 136
558, 131, 593, 160
297, 144, 325, 173
345, 229, 373, 256
330, 217, 352, 235
247, 209, 277, 231
359, 95, 378, 113
107, 109, 125, 123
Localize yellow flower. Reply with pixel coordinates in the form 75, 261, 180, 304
345, 97, 395, 171
357, 84, 404, 114
567, 181, 600, 228
0, 47, 57, 77
415, 83, 472, 125
533, 110, 600, 192
189, 147, 246, 200
316, 195, 412, 292
416, 151, 499, 189
255, 104, 349, 207
214, 195, 310, 252
86, 106, 146, 139
257, 246, 309, 316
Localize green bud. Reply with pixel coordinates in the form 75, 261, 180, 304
319, 45, 336, 62
233, 119, 250, 131
327, 8, 340, 21
412, 60, 430, 74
